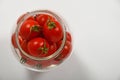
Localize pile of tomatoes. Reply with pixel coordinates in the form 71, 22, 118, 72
12, 13, 72, 68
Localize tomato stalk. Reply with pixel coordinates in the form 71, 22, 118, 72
30, 25, 40, 32
38, 41, 48, 54
47, 21, 56, 30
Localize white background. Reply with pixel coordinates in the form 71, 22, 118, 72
0, 0, 120, 80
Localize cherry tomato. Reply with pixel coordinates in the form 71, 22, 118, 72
27, 38, 50, 57
43, 20, 63, 43
19, 20, 41, 40
35, 14, 55, 26
55, 41, 72, 61
17, 13, 34, 24
11, 33, 23, 48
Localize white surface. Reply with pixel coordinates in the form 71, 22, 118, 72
0, 0, 120, 80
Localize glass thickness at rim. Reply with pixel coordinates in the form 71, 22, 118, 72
15, 10, 66, 61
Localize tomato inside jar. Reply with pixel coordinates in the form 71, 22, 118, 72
11, 10, 73, 72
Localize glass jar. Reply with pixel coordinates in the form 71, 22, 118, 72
11, 10, 73, 72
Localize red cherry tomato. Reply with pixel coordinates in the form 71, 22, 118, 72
55, 41, 72, 61
27, 38, 50, 57
11, 33, 23, 48
19, 20, 41, 40
43, 20, 63, 43
35, 14, 55, 26
17, 13, 34, 24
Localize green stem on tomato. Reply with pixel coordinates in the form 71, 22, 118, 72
38, 41, 48, 54
48, 22, 56, 30
30, 25, 40, 32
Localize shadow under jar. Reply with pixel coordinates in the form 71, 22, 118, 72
11, 10, 73, 72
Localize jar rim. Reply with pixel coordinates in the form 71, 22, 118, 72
15, 10, 66, 61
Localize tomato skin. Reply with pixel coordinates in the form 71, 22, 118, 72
11, 33, 29, 53
35, 14, 55, 26
48, 43, 57, 56
21, 40, 29, 53
55, 41, 72, 61
11, 33, 23, 48
19, 20, 41, 40
66, 32, 72, 42
43, 20, 63, 43
26, 58, 37, 66
27, 38, 50, 57
17, 13, 34, 24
